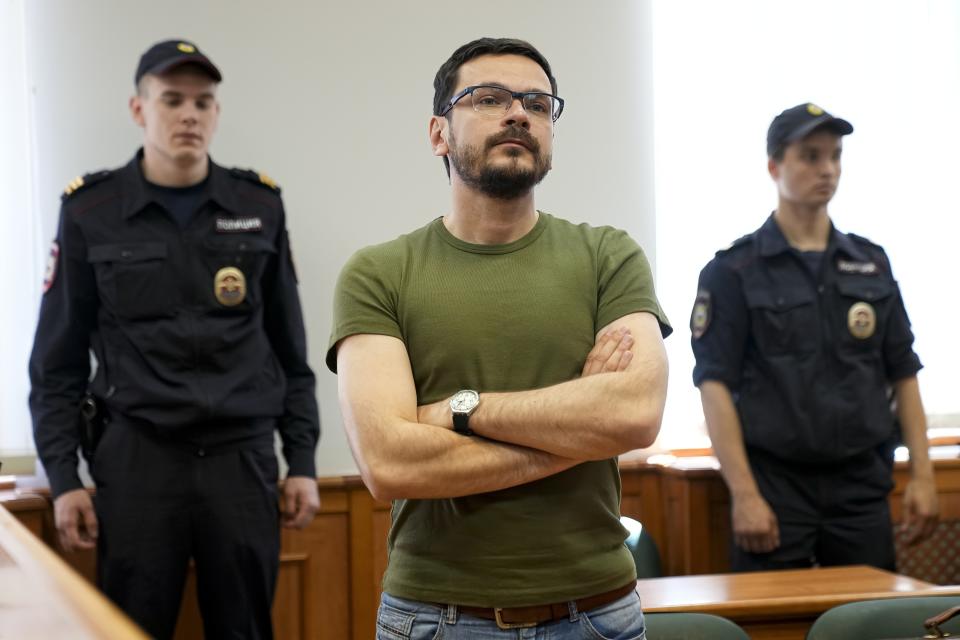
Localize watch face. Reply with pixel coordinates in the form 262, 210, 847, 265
450, 390, 480, 413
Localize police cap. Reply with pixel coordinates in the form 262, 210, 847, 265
135, 39, 222, 86
767, 103, 853, 157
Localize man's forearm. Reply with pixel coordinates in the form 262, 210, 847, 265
465, 313, 668, 459
469, 367, 665, 460
896, 376, 934, 481
699, 380, 762, 499
348, 413, 579, 500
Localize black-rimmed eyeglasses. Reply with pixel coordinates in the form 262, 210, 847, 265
440, 85, 565, 122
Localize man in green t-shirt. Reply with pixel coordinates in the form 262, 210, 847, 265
328, 37, 671, 638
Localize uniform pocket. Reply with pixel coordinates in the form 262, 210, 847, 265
744, 287, 817, 356
202, 236, 276, 312
834, 279, 894, 352
88, 242, 176, 319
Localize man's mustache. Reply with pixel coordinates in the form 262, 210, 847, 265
485, 126, 540, 154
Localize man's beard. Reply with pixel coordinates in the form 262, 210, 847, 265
448, 126, 552, 200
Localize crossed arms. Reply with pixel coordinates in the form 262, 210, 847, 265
335, 311, 668, 501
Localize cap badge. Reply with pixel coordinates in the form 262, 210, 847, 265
214, 266, 246, 306
807, 103, 824, 116
691, 289, 712, 339
848, 301, 876, 339
177, 42, 196, 53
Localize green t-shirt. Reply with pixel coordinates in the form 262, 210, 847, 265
327, 212, 671, 607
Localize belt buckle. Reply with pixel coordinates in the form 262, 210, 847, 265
494, 608, 537, 630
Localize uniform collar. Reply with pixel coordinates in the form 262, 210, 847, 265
757, 213, 793, 257
829, 225, 870, 262
757, 212, 869, 262
119, 148, 238, 219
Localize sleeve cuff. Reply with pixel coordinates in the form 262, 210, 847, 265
284, 449, 317, 478
46, 464, 84, 499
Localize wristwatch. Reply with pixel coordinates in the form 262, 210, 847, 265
449, 389, 480, 436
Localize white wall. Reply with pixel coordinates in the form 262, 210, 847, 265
22, 1, 656, 475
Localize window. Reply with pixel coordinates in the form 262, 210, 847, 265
0, 0, 37, 458
652, 0, 960, 449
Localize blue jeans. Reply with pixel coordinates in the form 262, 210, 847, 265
376, 591, 645, 639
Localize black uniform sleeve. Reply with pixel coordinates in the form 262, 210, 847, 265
691, 257, 750, 390
262, 206, 320, 478
29, 207, 97, 498
876, 251, 922, 381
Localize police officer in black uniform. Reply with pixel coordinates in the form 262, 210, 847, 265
690, 103, 939, 572
29, 40, 320, 639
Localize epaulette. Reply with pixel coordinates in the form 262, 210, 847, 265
716, 232, 752, 255
61, 170, 111, 200
230, 168, 281, 194
846, 232, 882, 249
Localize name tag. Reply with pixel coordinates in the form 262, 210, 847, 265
216, 217, 262, 233
837, 259, 877, 275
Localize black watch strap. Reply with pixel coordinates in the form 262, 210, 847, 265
453, 412, 473, 436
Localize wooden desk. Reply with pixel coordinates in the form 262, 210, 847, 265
636, 565, 960, 640
0, 500, 147, 639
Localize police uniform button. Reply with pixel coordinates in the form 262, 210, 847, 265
197, 448, 206, 457
121, 250, 132, 259
776, 297, 785, 306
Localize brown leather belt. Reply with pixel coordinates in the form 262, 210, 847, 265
457, 582, 636, 630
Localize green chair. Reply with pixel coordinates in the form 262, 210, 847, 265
621, 516, 663, 579
806, 596, 960, 640
643, 612, 750, 639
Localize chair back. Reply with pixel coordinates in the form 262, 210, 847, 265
806, 596, 960, 640
644, 612, 750, 639
621, 516, 662, 579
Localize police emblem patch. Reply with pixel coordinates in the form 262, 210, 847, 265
214, 267, 246, 306
42, 241, 60, 293
691, 289, 712, 339
848, 301, 876, 339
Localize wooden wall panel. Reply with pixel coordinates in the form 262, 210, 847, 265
6, 455, 959, 638
286, 503, 350, 640
371, 503, 391, 605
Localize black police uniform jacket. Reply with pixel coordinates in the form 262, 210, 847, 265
29, 150, 320, 497
691, 214, 922, 465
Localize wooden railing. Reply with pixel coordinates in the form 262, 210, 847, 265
0, 492, 147, 639
3, 449, 959, 639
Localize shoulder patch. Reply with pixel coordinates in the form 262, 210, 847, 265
61, 170, 111, 200
230, 168, 282, 194
691, 289, 712, 339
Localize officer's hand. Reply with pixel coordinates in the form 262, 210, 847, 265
53, 489, 98, 552
581, 328, 634, 377
282, 476, 320, 530
902, 477, 939, 545
731, 492, 780, 554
